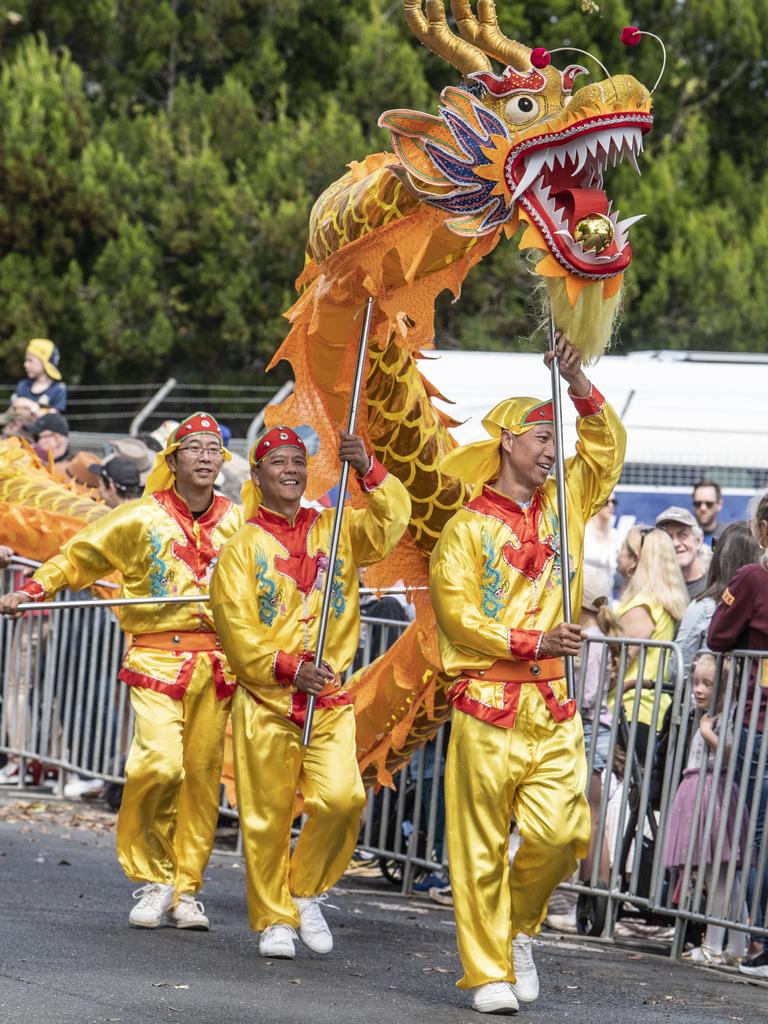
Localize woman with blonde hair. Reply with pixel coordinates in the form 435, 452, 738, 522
612, 527, 689, 757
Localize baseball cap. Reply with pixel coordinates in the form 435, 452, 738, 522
30, 411, 69, 438
655, 506, 698, 531
88, 455, 141, 493
581, 566, 612, 613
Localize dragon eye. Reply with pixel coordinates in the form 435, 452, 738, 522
504, 95, 540, 124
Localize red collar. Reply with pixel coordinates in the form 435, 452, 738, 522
155, 487, 231, 527
468, 485, 542, 524
249, 505, 323, 596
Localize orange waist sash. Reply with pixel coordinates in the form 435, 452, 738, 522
129, 630, 221, 652
464, 657, 565, 684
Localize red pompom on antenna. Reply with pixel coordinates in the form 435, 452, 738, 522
621, 25, 642, 47
530, 47, 551, 69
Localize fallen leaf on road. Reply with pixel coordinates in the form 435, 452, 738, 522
173, 985, 189, 990
566, 985, 580, 990
58, 859, 71, 866
152, 982, 169, 988
422, 967, 450, 974
291, 979, 301, 986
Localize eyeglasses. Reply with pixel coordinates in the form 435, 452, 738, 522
177, 443, 223, 459
638, 526, 655, 551
693, 500, 716, 509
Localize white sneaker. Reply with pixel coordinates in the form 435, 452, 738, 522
166, 893, 210, 930
472, 982, 519, 1015
129, 883, 175, 928
511, 934, 539, 1002
293, 895, 334, 954
259, 924, 297, 959
64, 775, 104, 799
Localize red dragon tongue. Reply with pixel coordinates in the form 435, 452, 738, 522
550, 187, 610, 227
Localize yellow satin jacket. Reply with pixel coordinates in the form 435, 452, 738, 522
429, 387, 626, 725
210, 459, 410, 727
22, 488, 243, 699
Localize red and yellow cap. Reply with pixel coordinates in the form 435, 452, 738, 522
143, 410, 231, 496
172, 412, 224, 446
249, 426, 307, 467
440, 396, 553, 496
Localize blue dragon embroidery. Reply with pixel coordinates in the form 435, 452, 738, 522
148, 528, 169, 598
254, 548, 279, 626
330, 557, 345, 620
544, 506, 574, 587
480, 528, 505, 621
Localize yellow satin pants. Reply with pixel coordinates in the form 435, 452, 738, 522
232, 690, 366, 932
445, 683, 591, 990
116, 658, 231, 896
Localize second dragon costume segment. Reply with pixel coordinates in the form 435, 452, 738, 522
211, 456, 410, 931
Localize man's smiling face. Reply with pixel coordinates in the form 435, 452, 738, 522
254, 447, 308, 514
501, 425, 555, 497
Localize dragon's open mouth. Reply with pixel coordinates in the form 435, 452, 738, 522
506, 114, 653, 278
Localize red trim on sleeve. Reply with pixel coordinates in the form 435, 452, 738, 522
569, 383, 605, 417
508, 628, 542, 660
274, 651, 302, 687
358, 455, 388, 492
18, 579, 45, 602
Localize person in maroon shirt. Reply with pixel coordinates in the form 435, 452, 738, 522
707, 491, 768, 976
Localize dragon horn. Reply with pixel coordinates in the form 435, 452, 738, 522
403, 0, 492, 76
451, 0, 532, 71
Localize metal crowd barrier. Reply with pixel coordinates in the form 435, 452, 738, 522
2, 567, 768, 963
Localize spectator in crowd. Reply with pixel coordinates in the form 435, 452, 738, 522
613, 528, 688, 758
578, 567, 621, 894
708, 490, 768, 978
29, 412, 69, 467
615, 522, 650, 597
108, 436, 160, 486
10, 338, 67, 416
89, 456, 141, 508
692, 481, 725, 548
663, 652, 749, 965
584, 493, 619, 582
656, 506, 708, 599
675, 522, 761, 680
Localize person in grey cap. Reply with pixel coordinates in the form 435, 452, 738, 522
89, 456, 141, 508
656, 506, 707, 599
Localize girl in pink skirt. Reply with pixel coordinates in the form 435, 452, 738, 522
663, 652, 749, 965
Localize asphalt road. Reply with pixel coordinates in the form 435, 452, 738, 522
0, 795, 765, 1024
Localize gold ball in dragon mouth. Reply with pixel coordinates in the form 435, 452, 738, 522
573, 213, 615, 253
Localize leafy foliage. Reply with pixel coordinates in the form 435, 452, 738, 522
0, 1, 765, 383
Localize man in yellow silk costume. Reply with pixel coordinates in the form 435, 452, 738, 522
0, 412, 242, 930
210, 425, 410, 960
429, 336, 626, 1016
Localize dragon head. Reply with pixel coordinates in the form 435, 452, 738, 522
381, 1, 654, 358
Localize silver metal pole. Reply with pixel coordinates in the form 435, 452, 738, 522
302, 296, 375, 746
129, 377, 177, 436
548, 313, 576, 700
246, 381, 295, 451
16, 594, 209, 612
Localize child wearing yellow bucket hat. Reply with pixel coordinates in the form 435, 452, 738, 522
11, 338, 68, 415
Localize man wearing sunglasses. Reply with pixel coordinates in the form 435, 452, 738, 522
692, 480, 725, 548
0, 412, 243, 931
